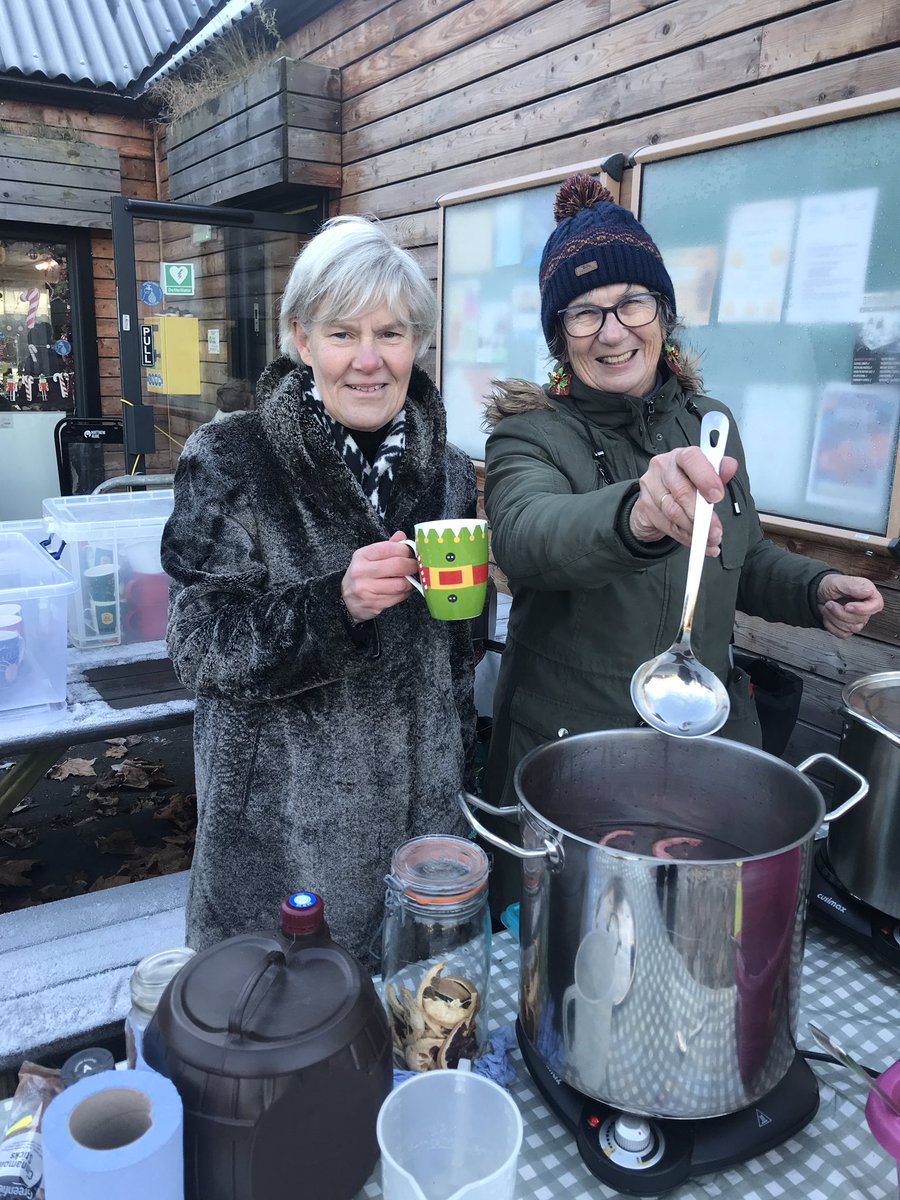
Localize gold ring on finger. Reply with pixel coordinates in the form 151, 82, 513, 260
659, 492, 671, 509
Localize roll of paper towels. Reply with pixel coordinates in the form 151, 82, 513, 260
43, 1068, 183, 1199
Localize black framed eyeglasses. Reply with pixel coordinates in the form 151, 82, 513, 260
558, 292, 660, 338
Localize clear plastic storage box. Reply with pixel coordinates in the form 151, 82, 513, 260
0, 531, 77, 719
43, 491, 174, 649
0, 517, 51, 551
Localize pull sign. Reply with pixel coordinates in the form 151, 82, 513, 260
140, 324, 155, 368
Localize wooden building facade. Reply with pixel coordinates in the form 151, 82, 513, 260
271, 0, 898, 772
1, 0, 896, 764
0, 95, 159, 414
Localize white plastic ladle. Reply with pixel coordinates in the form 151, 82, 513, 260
630, 410, 731, 738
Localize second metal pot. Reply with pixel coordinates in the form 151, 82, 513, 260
460, 729, 867, 1119
828, 672, 900, 919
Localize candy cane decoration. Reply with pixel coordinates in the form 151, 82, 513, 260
23, 375, 34, 402
19, 288, 40, 330
53, 371, 70, 399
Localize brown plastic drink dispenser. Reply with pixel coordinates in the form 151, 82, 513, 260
142, 891, 392, 1200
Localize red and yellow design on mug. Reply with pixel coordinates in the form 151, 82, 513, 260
403, 520, 489, 620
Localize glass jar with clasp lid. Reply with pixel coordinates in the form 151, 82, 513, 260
382, 835, 491, 1072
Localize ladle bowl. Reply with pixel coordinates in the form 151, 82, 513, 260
630, 410, 731, 738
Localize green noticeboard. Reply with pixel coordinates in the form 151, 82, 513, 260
635, 104, 900, 539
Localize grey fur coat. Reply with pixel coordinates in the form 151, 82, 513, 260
161, 358, 475, 965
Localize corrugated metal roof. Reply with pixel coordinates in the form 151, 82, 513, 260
144, 0, 255, 87
0, 0, 235, 91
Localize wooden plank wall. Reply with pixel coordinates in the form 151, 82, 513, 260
0, 98, 159, 419
0, 132, 120, 228
281, 0, 900, 762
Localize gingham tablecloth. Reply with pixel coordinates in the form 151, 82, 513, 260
359, 922, 899, 1199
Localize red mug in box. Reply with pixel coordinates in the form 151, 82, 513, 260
124, 572, 169, 641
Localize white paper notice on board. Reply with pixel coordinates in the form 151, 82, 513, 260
786, 188, 878, 324
739, 383, 812, 515
207, 328, 221, 354
718, 199, 796, 323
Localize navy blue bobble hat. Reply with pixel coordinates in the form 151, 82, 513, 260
539, 173, 676, 349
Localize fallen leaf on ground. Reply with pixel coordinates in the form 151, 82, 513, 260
0, 859, 39, 887
122, 756, 165, 770
48, 758, 97, 780
95, 830, 137, 856
90, 774, 124, 793
109, 760, 174, 790
112, 763, 153, 789
87, 789, 122, 815
40, 875, 89, 901
129, 843, 191, 877
155, 792, 197, 830
88, 874, 130, 893
104, 737, 148, 759
11, 799, 33, 814
163, 831, 194, 851
0, 828, 37, 849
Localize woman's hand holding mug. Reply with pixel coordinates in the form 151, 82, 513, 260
341, 531, 416, 623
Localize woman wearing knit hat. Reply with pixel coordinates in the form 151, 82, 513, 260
480, 174, 882, 900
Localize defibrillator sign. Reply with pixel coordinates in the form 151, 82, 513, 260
161, 262, 195, 296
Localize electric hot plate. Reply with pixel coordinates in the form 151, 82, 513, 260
808, 843, 900, 973
516, 1020, 819, 1196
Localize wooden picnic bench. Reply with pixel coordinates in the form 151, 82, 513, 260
0, 643, 194, 1095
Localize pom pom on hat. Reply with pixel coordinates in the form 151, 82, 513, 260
539, 173, 676, 350
553, 173, 615, 223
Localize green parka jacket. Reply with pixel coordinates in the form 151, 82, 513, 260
482, 370, 835, 810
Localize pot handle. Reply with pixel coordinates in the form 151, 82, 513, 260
457, 790, 564, 865
796, 753, 869, 821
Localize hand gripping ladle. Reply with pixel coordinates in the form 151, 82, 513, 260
630, 410, 731, 738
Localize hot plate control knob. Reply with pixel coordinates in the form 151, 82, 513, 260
612, 1115, 654, 1154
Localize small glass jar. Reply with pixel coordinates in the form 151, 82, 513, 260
382, 835, 491, 1072
125, 946, 195, 1067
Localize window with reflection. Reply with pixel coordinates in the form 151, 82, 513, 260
0, 238, 76, 413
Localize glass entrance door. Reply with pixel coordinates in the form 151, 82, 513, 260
0, 226, 100, 519
112, 198, 320, 475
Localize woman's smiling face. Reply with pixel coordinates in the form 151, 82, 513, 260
293, 300, 415, 431
563, 283, 663, 398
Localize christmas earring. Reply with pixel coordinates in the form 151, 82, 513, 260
664, 342, 682, 374
547, 363, 571, 395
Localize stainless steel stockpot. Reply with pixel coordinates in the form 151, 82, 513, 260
828, 672, 900, 919
460, 729, 867, 1120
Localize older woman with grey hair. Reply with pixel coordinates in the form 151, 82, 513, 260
161, 215, 475, 963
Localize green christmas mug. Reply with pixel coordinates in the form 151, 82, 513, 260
403, 519, 489, 620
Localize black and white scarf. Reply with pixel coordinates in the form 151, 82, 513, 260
303, 380, 406, 521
